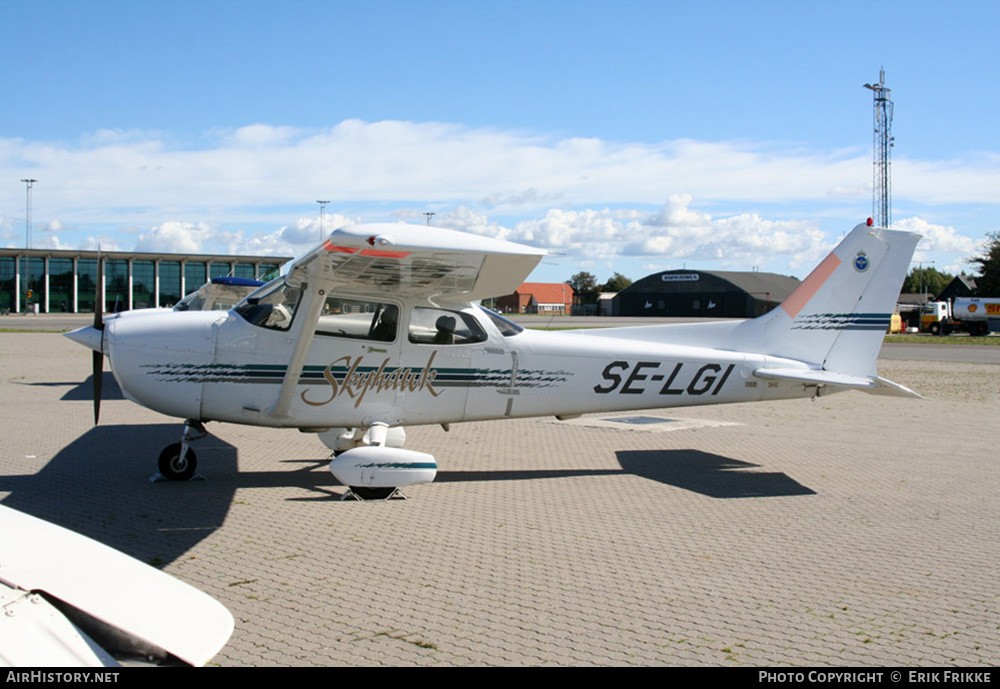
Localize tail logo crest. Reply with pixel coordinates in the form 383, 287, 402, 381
853, 251, 870, 272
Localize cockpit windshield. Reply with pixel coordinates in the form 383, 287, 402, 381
234, 278, 302, 331
175, 277, 264, 312
479, 306, 523, 337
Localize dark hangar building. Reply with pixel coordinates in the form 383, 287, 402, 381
614, 269, 801, 318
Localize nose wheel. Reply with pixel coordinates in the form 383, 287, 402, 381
153, 420, 206, 482
157, 443, 198, 481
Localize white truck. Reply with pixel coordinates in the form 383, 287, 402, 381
921, 297, 1000, 336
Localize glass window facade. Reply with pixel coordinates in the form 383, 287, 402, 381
185, 262, 207, 297
105, 259, 129, 312
0, 256, 16, 312
49, 257, 74, 312
132, 260, 155, 309
25, 258, 45, 312
78, 259, 98, 313
0, 252, 290, 313
210, 262, 232, 280
258, 263, 281, 281
234, 262, 255, 279
159, 261, 181, 307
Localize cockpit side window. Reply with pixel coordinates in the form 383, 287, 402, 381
316, 297, 399, 342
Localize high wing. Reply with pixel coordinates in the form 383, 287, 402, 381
269, 223, 546, 418
285, 223, 546, 301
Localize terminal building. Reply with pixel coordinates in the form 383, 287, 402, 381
0, 247, 293, 314
613, 269, 801, 319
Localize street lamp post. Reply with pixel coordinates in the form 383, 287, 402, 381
317, 200, 330, 242
19, 179, 37, 313
913, 260, 936, 304
20, 179, 36, 249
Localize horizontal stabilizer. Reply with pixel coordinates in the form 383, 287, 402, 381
754, 368, 923, 399
869, 376, 925, 399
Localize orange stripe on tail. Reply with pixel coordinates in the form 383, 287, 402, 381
780, 253, 841, 319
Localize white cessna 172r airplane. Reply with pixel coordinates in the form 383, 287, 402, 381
66, 219, 920, 499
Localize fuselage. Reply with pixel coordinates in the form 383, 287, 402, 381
81, 287, 820, 431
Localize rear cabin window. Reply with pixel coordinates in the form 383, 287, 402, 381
408, 308, 487, 345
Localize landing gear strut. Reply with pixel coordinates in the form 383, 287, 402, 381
153, 420, 206, 481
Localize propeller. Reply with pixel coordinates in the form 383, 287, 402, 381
92, 253, 104, 424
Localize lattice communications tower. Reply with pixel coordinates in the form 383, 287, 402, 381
863, 68, 894, 228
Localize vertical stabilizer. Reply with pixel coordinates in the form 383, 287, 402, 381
746, 223, 919, 377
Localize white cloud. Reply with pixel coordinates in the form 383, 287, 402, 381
894, 217, 978, 255
279, 212, 359, 245
896, 157, 1000, 204
434, 206, 509, 239
81, 234, 123, 252
0, 215, 17, 246
3, 120, 994, 227
0, 119, 995, 280
135, 221, 215, 254
225, 124, 299, 148
496, 196, 829, 274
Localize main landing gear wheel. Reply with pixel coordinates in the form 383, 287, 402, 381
157, 443, 198, 481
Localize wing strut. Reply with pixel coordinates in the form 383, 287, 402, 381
270, 287, 325, 419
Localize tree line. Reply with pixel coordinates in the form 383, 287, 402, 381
903, 231, 1000, 298
566, 271, 632, 297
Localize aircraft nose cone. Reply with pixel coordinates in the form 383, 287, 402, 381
64, 325, 104, 354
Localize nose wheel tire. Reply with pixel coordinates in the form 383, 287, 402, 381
158, 443, 198, 481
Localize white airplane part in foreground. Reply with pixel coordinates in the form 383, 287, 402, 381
66, 220, 920, 499
0, 505, 234, 666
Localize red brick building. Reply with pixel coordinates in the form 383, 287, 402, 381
496, 282, 575, 315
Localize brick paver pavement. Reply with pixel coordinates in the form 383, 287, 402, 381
1, 332, 996, 666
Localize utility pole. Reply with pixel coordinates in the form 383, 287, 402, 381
423, 212, 435, 226
863, 69, 894, 228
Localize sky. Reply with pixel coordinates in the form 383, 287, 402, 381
2, 0, 999, 286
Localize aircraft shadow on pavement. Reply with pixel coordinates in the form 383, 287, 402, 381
0, 431, 812, 571
432, 449, 814, 498
617, 449, 815, 498
0, 424, 237, 567
23, 371, 126, 402
433, 468, 624, 483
